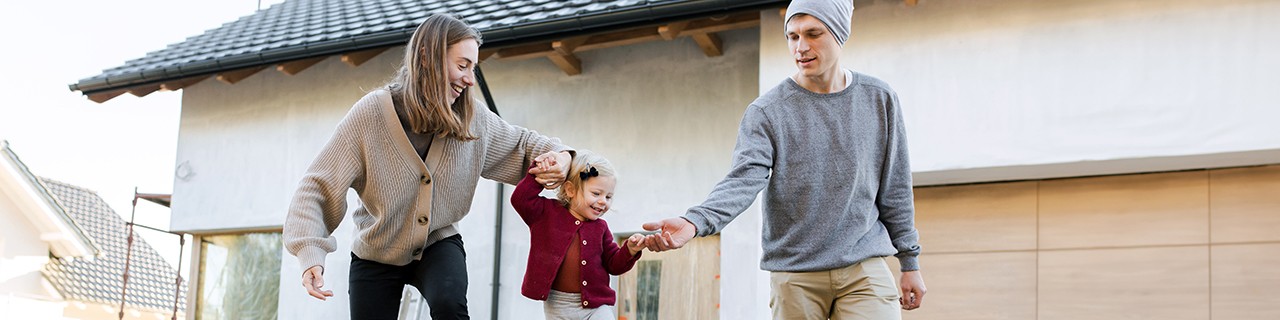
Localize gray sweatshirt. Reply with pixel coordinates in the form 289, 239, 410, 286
683, 70, 921, 272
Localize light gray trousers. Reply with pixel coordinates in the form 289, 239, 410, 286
543, 290, 615, 320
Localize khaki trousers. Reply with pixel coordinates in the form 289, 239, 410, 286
769, 257, 901, 320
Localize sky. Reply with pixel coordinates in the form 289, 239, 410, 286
0, 0, 284, 269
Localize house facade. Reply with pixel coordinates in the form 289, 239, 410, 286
70, 0, 1279, 319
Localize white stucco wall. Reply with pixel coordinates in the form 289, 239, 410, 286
481, 27, 766, 319
761, 0, 1280, 185
173, 51, 405, 233
0, 194, 65, 318
0, 198, 56, 297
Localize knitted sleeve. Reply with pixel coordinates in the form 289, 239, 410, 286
283, 98, 371, 272
477, 105, 572, 185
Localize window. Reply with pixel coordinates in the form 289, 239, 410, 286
635, 260, 662, 320
195, 232, 281, 319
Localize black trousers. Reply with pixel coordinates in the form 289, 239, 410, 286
348, 234, 469, 320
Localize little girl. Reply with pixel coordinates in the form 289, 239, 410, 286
512, 150, 644, 320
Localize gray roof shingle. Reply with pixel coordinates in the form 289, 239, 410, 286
39, 179, 186, 313
69, 0, 786, 94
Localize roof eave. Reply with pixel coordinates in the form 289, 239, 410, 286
69, 0, 789, 96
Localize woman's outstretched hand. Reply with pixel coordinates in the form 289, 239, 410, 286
530, 151, 572, 189
302, 265, 333, 301
640, 217, 697, 252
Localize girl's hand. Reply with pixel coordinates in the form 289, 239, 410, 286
625, 233, 646, 255
530, 151, 571, 189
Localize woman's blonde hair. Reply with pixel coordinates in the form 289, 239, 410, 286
557, 150, 618, 206
387, 14, 483, 140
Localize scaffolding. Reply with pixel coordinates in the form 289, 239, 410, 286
119, 188, 186, 320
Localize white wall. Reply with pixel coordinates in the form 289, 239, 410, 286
173, 51, 402, 233
0, 196, 55, 299
481, 27, 765, 319
761, 0, 1280, 185
0, 195, 64, 318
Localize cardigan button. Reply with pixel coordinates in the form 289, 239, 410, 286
420, 175, 430, 184
574, 221, 581, 225
582, 240, 587, 245
417, 216, 428, 225
582, 301, 589, 306
412, 248, 423, 256
582, 280, 587, 286
581, 260, 587, 266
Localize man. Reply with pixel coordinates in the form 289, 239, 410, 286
641, 0, 926, 318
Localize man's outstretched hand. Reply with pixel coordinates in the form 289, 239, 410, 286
640, 217, 697, 252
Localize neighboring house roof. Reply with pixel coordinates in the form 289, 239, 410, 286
39, 178, 186, 313
0, 141, 98, 258
68, 0, 786, 96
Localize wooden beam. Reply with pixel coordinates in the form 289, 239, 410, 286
87, 89, 127, 104
546, 36, 591, 76
341, 47, 388, 67
216, 66, 266, 84
159, 76, 207, 91
906, 0, 919, 6
488, 11, 758, 63
546, 53, 582, 76
127, 84, 161, 97
496, 43, 555, 60
675, 12, 760, 37
658, 21, 689, 40
276, 56, 326, 76
160, 77, 205, 91
691, 32, 723, 57
479, 49, 497, 62
552, 36, 591, 56
575, 27, 663, 53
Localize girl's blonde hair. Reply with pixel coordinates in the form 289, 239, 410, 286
386, 13, 483, 141
556, 150, 617, 206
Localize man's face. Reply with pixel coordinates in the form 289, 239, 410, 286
785, 14, 843, 78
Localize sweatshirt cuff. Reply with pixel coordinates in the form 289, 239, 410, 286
680, 214, 711, 237
296, 246, 329, 273
897, 255, 920, 272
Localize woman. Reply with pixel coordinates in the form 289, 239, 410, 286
283, 14, 573, 319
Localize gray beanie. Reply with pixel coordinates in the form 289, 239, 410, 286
785, 0, 855, 46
